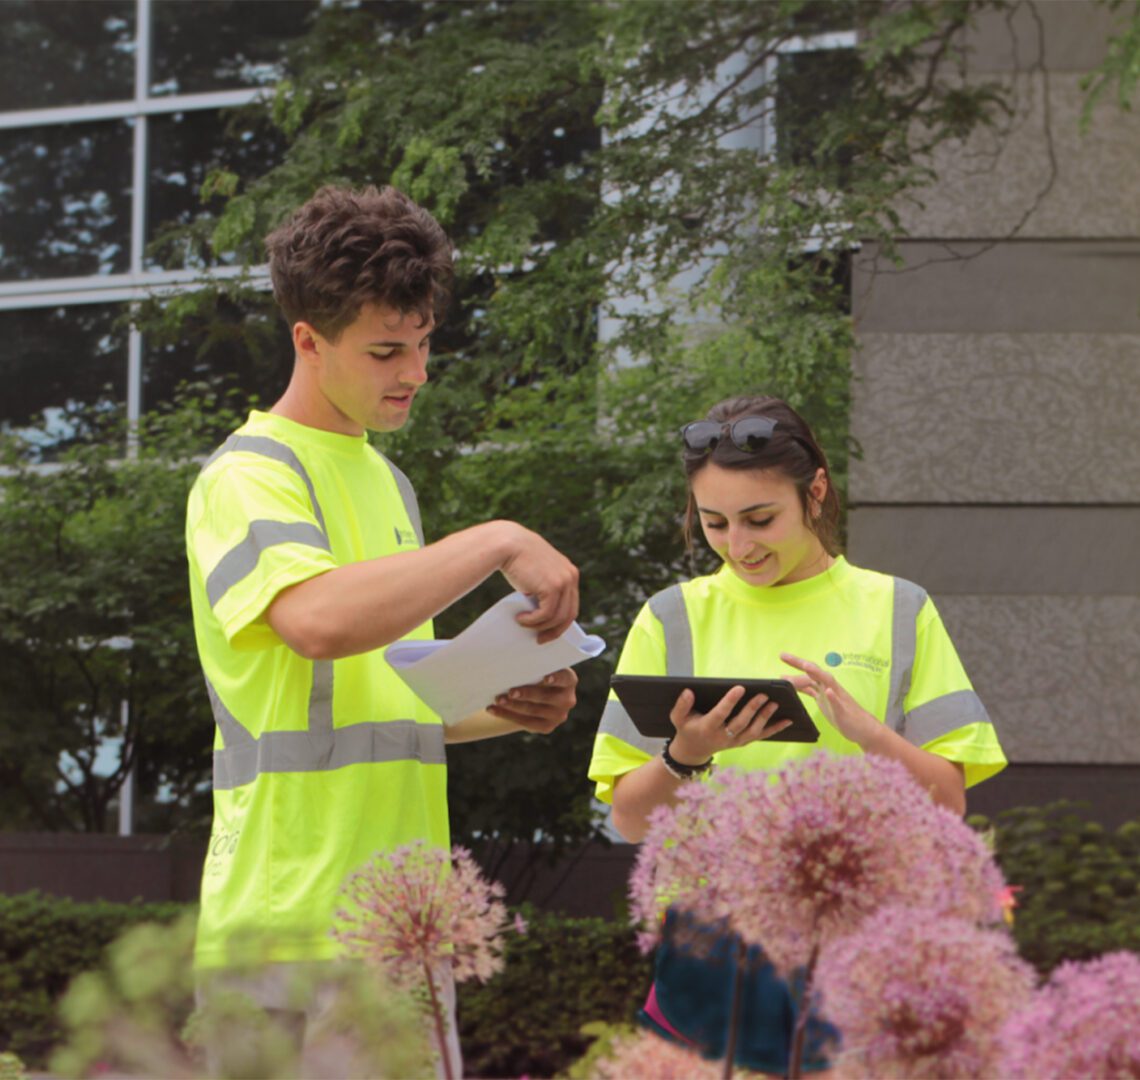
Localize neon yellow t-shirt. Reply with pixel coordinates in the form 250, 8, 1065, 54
589, 557, 1006, 804
186, 411, 448, 968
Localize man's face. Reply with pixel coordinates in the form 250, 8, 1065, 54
304, 302, 433, 434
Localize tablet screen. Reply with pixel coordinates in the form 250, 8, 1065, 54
610, 675, 819, 743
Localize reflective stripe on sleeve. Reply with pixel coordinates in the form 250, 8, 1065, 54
598, 698, 664, 756
906, 689, 992, 746
205, 434, 329, 537
206, 520, 331, 607
886, 577, 927, 738
647, 585, 694, 677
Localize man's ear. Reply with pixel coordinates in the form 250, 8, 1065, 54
292, 321, 322, 366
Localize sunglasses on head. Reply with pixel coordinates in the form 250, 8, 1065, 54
681, 417, 778, 455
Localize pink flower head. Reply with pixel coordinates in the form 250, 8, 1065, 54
816, 904, 1035, 1079
592, 1030, 723, 1079
998, 951, 1140, 1078
996, 884, 1022, 926
333, 842, 508, 989
629, 768, 756, 950
513, 912, 529, 936
631, 755, 1006, 971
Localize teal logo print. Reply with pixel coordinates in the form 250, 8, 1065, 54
394, 526, 417, 546
825, 652, 843, 667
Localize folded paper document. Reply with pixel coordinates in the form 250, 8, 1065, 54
384, 592, 606, 724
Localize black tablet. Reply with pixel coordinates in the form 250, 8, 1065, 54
610, 675, 819, 743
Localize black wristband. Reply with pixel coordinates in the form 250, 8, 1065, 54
661, 737, 713, 781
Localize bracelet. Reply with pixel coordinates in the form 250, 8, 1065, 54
661, 738, 714, 781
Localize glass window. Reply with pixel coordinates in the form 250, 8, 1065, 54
143, 294, 291, 422
150, 0, 318, 97
0, 0, 135, 111
776, 49, 861, 182
0, 121, 133, 282
146, 108, 288, 270
0, 305, 127, 459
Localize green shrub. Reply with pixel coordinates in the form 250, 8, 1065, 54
0, 891, 187, 1066
970, 801, 1140, 974
457, 905, 653, 1079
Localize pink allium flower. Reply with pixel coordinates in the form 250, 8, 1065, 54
513, 912, 529, 935
998, 951, 1140, 1078
815, 904, 1035, 1079
628, 769, 757, 949
631, 755, 1005, 972
592, 1030, 724, 1079
333, 842, 509, 988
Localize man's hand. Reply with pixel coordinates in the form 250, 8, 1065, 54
499, 524, 580, 644
486, 668, 578, 734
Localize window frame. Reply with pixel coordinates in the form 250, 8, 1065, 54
0, 0, 273, 433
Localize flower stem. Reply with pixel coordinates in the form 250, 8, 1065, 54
424, 961, 454, 1080
721, 936, 746, 1080
788, 942, 820, 1080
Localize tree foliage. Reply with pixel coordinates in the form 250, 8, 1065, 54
9, 1, 1012, 853
0, 391, 244, 832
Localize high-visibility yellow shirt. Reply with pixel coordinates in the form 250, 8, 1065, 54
186, 410, 447, 969
589, 556, 1007, 803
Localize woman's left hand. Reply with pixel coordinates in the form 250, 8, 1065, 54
781, 653, 881, 749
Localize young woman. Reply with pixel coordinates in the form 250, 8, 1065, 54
588, 394, 1008, 1073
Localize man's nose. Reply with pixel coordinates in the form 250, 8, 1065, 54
400, 349, 429, 386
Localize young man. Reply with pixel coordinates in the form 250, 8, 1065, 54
185, 185, 579, 1069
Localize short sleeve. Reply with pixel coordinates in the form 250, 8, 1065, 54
904, 597, 1007, 788
588, 606, 668, 804
187, 456, 339, 651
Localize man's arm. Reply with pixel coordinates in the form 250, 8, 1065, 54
266, 519, 578, 660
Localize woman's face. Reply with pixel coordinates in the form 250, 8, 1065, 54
690, 462, 830, 587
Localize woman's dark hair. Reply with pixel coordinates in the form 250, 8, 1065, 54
265, 184, 454, 341
682, 395, 842, 555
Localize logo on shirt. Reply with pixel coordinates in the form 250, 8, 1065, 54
394, 526, 417, 546
825, 651, 888, 673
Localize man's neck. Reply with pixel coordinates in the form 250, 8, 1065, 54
270, 373, 363, 437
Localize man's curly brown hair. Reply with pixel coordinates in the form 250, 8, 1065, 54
265, 185, 454, 341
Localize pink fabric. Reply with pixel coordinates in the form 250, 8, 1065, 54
643, 981, 697, 1046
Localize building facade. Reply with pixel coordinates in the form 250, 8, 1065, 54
848, 0, 1140, 824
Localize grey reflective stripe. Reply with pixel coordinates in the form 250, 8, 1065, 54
205, 434, 328, 537
380, 452, 425, 546
205, 676, 256, 752
206, 520, 330, 607
207, 669, 442, 790
598, 698, 664, 756
647, 585, 693, 677
886, 577, 928, 738
213, 720, 447, 791
905, 689, 992, 747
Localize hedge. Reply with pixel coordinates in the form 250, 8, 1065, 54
3, 802, 1137, 1075
0, 891, 185, 1065
969, 800, 1140, 974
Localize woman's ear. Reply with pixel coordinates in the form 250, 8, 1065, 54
809, 467, 828, 517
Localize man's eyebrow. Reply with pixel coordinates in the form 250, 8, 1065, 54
366, 333, 432, 347
697, 502, 778, 515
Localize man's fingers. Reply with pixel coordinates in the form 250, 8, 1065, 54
516, 585, 579, 643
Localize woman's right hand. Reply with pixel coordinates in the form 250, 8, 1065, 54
667, 686, 790, 766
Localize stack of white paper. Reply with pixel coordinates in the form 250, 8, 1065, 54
384, 592, 606, 724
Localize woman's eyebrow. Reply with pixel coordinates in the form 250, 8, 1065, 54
697, 501, 778, 515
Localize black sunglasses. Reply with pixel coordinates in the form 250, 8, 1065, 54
681, 417, 778, 455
